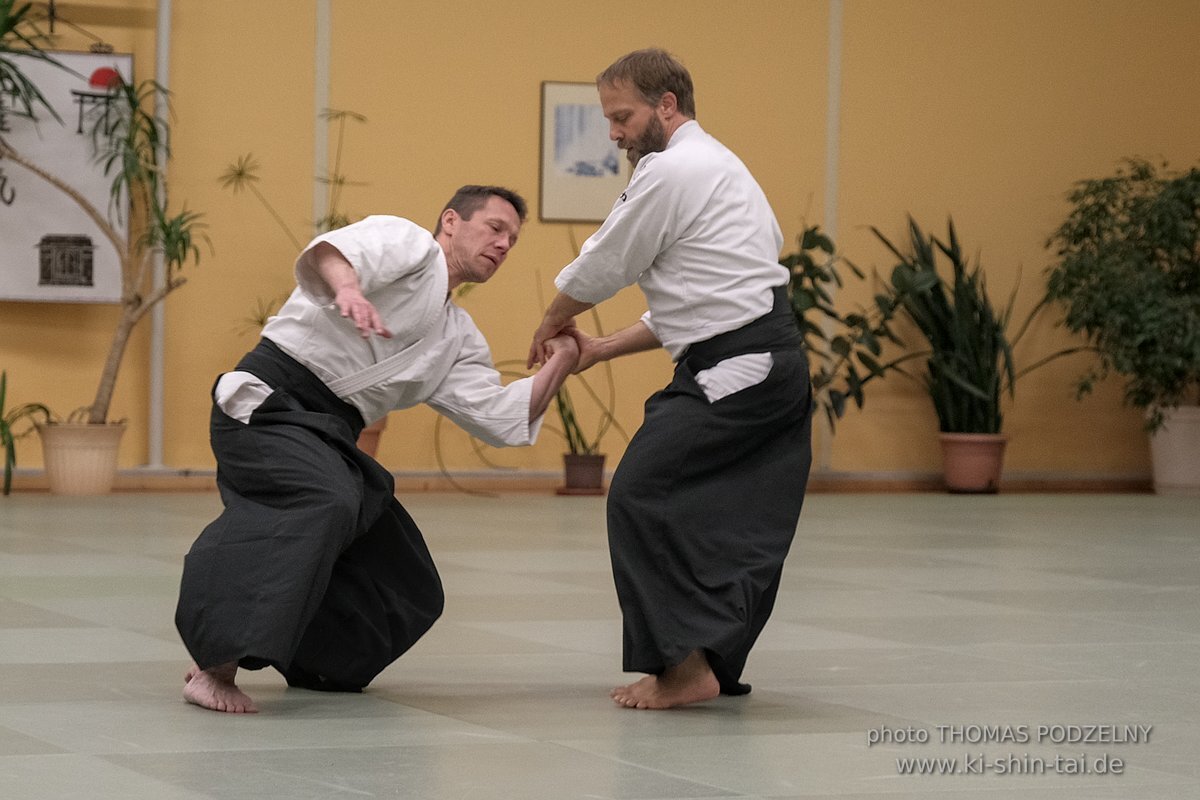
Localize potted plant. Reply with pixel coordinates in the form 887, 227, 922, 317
1, 5, 207, 494
870, 217, 1088, 492
422, 361, 621, 496
553, 380, 613, 495
1, 370, 50, 495
1045, 158, 1200, 495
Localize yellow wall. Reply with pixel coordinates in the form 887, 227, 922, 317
2, 0, 1196, 481
829, 0, 1200, 477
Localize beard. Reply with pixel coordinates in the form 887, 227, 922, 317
624, 113, 668, 166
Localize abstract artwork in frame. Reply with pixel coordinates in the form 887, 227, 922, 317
538, 81, 631, 223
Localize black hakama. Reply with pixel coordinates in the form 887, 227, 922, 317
175, 339, 444, 691
607, 289, 812, 694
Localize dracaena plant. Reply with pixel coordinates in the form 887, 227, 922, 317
0, 0, 62, 124
0, 3, 208, 424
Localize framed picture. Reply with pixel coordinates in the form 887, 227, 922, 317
538, 81, 631, 223
0, 51, 133, 303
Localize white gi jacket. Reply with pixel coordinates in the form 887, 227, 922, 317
554, 120, 789, 362
554, 120, 789, 401
224, 215, 542, 448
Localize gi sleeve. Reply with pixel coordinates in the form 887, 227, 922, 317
425, 323, 547, 448
554, 154, 691, 304
293, 215, 441, 304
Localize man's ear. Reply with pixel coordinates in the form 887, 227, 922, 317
659, 91, 679, 117
440, 208, 460, 233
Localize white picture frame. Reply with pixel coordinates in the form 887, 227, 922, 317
0, 51, 133, 303
538, 81, 631, 223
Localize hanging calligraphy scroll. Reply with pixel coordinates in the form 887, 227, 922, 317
0, 51, 133, 303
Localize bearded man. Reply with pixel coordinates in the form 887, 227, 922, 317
529, 49, 813, 709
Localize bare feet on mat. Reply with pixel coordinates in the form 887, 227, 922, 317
611, 649, 721, 710
183, 661, 258, 713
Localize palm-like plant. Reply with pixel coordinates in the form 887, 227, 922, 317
219, 108, 368, 245
220, 108, 368, 332
0, 5, 207, 424
0, 0, 63, 125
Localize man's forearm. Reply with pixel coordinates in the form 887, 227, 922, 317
311, 241, 390, 338
586, 320, 661, 368
312, 242, 361, 295
543, 291, 595, 330
529, 347, 576, 421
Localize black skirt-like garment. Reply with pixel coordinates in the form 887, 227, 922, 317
175, 339, 444, 691
607, 290, 812, 694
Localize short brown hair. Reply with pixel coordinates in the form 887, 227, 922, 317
597, 48, 696, 118
434, 185, 527, 235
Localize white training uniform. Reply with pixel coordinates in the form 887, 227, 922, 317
553, 120, 789, 401
550, 118, 811, 693
217, 215, 543, 448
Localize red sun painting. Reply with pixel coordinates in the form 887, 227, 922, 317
88, 67, 121, 90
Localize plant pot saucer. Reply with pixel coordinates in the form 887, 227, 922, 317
555, 486, 605, 496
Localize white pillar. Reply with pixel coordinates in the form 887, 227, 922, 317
146, 0, 172, 469
313, 0, 331, 227
816, 0, 843, 472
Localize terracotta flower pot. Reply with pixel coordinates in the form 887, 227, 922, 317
938, 432, 1007, 494
557, 452, 606, 495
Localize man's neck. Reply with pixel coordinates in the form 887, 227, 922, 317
664, 116, 694, 143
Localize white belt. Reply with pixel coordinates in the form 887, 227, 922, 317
325, 339, 425, 397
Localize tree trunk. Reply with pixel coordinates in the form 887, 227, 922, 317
0, 144, 123, 253
3, 141, 135, 426
88, 308, 138, 424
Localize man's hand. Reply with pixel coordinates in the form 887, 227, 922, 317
333, 286, 392, 339
528, 314, 574, 368
311, 241, 392, 339
566, 327, 604, 373
529, 292, 596, 368
543, 332, 580, 370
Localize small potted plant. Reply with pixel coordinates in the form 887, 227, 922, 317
553, 380, 613, 495
1, 370, 51, 496
1045, 158, 1200, 495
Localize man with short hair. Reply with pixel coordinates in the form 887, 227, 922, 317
530, 50, 813, 710
179, 185, 578, 713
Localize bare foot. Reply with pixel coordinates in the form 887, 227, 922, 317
183, 661, 258, 713
610, 649, 720, 710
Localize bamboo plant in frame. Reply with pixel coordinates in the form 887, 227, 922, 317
538, 81, 631, 222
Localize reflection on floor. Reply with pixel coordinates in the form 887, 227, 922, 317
0, 492, 1197, 799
